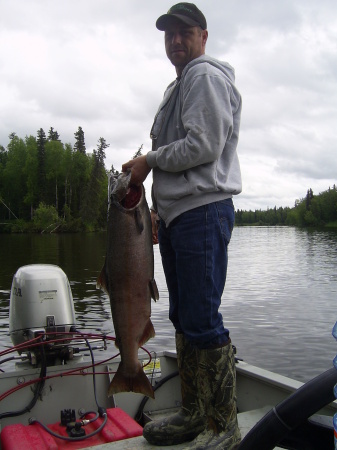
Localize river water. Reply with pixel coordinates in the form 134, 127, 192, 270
0, 227, 336, 383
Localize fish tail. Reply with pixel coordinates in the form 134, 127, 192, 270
108, 362, 155, 399
139, 319, 155, 348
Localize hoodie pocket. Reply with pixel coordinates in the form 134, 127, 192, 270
153, 169, 192, 205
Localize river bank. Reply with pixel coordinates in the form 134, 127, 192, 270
1, 219, 337, 234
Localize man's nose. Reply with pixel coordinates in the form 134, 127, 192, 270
170, 32, 182, 45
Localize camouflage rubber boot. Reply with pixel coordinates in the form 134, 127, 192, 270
143, 333, 206, 446
184, 342, 241, 450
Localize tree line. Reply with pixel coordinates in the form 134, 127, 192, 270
236, 186, 337, 227
0, 127, 111, 232
0, 127, 336, 231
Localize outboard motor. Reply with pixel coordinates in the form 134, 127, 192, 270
9, 264, 76, 365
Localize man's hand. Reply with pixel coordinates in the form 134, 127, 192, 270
151, 210, 159, 245
122, 155, 151, 186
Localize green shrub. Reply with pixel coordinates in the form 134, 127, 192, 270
33, 203, 60, 231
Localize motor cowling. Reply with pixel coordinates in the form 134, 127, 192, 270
9, 264, 76, 350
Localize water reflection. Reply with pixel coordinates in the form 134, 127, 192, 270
223, 227, 337, 382
1, 227, 337, 383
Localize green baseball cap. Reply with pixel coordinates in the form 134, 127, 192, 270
156, 3, 207, 31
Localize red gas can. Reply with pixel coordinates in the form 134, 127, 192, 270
0, 408, 143, 449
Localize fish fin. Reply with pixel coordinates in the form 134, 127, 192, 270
108, 362, 155, 399
149, 278, 159, 302
139, 319, 155, 348
134, 208, 144, 233
96, 264, 109, 294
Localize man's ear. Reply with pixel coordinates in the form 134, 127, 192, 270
202, 30, 208, 47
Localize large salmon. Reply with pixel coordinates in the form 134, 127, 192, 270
97, 171, 158, 399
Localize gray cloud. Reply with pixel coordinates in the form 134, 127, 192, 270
0, 0, 336, 211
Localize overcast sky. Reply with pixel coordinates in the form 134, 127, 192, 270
1, 0, 336, 211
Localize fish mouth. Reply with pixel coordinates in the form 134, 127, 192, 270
120, 184, 142, 209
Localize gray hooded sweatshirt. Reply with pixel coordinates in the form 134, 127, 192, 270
146, 54, 242, 226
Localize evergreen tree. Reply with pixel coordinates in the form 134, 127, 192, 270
305, 188, 314, 210
133, 144, 143, 159
48, 127, 60, 141
37, 128, 47, 204
96, 137, 109, 165
45, 140, 65, 211
74, 126, 86, 154
80, 138, 109, 227
0, 146, 8, 212
3, 134, 28, 219
71, 149, 90, 217
318, 188, 337, 223
0, 145, 7, 160
62, 143, 74, 219
23, 135, 38, 220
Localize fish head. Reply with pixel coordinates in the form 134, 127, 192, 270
108, 170, 132, 205
108, 170, 144, 211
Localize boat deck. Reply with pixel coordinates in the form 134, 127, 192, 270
84, 406, 284, 449
1, 351, 335, 449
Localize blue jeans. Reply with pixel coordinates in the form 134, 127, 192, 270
158, 199, 235, 349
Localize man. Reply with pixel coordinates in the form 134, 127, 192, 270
122, 3, 242, 449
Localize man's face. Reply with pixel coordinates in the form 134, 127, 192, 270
164, 19, 208, 75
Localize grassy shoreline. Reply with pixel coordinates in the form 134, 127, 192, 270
1, 220, 337, 234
